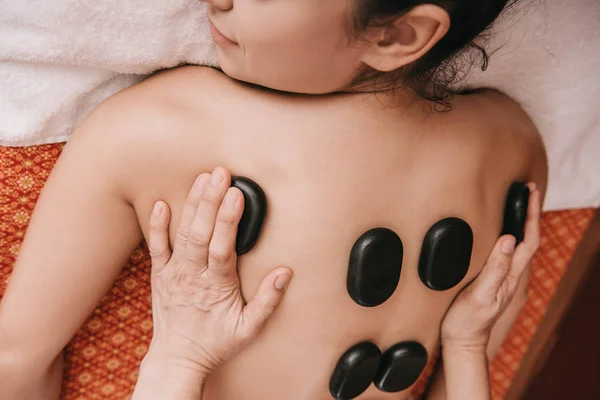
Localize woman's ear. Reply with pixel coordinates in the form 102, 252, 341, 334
360, 5, 450, 72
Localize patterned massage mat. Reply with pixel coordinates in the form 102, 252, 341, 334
0, 144, 596, 400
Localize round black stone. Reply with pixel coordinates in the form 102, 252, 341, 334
374, 341, 428, 393
231, 176, 267, 256
501, 182, 530, 244
329, 342, 382, 400
418, 217, 473, 291
347, 228, 404, 307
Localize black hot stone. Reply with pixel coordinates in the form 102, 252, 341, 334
347, 228, 404, 307
418, 217, 473, 291
231, 176, 267, 255
501, 182, 530, 244
374, 341, 428, 393
329, 342, 382, 400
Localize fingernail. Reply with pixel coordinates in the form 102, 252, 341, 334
152, 202, 163, 217
529, 182, 538, 192
274, 274, 291, 291
501, 236, 516, 255
211, 168, 224, 186
225, 190, 237, 207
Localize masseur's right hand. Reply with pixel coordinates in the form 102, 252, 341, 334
133, 167, 292, 399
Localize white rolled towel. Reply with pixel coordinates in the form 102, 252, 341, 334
464, 0, 600, 211
0, 0, 217, 146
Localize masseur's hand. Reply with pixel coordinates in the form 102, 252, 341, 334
441, 183, 541, 351
133, 167, 292, 399
437, 183, 541, 400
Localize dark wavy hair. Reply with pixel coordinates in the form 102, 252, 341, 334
349, 0, 520, 108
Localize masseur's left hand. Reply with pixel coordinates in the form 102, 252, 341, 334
132, 167, 293, 399
441, 182, 541, 351
436, 182, 541, 400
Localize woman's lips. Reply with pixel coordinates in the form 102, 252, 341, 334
209, 21, 238, 47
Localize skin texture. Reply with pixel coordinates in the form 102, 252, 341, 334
130, 174, 542, 400
0, 66, 547, 400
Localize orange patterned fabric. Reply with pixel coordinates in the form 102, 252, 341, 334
0, 143, 596, 399
488, 207, 595, 399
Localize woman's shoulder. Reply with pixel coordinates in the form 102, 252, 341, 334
410, 89, 547, 208
438, 89, 544, 164
454, 88, 540, 144
140, 66, 271, 107
86, 67, 250, 128
72, 66, 247, 144
61, 67, 239, 202
450, 88, 548, 197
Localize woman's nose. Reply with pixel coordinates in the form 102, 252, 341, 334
200, 0, 233, 12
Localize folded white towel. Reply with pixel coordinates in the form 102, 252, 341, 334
0, 0, 598, 211
0, 0, 217, 146
464, 0, 600, 211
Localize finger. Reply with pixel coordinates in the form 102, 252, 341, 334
239, 268, 293, 341
508, 185, 541, 288
467, 235, 516, 306
186, 167, 231, 266
208, 188, 244, 279
512, 185, 541, 271
148, 201, 172, 273
172, 173, 211, 260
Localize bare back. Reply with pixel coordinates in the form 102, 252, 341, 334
1, 67, 547, 400
124, 68, 547, 399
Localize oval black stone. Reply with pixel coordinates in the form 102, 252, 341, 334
374, 341, 428, 393
231, 176, 267, 256
501, 182, 530, 244
418, 217, 473, 291
347, 228, 403, 307
329, 342, 382, 400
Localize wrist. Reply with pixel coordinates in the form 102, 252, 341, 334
142, 345, 210, 380
441, 338, 488, 358
145, 338, 215, 376
441, 330, 490, 354
132, 345, 208, 400
442, 345, 491, 400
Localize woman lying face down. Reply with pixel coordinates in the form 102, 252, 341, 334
0, 0, 548, 399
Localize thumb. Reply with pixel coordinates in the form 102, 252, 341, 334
239, 268, 293, 341
465, 235, 515, 307
148, 201, 173, 273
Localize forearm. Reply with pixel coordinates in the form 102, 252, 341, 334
0, 351, 63, 400
132, 348, 207, 400
423, 366, 446, 400
442, 345, 491, 400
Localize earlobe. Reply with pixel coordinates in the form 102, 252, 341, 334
361, 5, 450, 73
